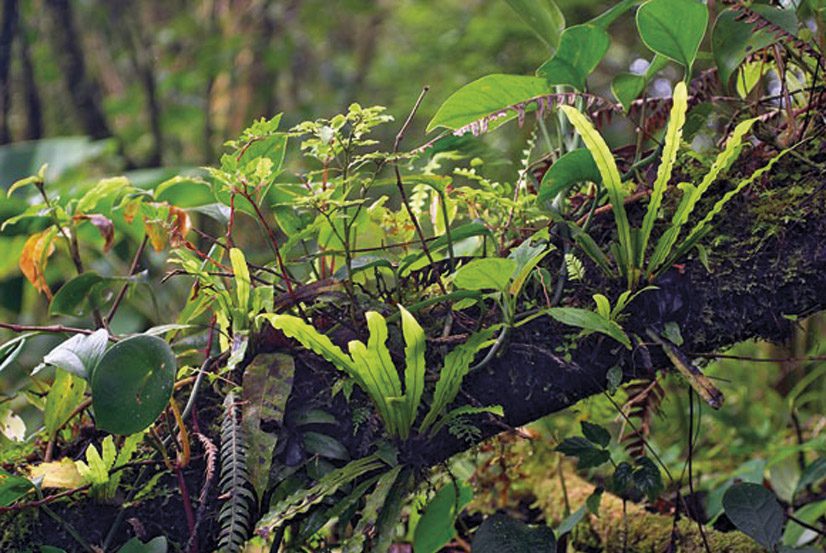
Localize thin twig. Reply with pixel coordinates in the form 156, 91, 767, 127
393, 86, 448, 295
106, 234, 148, 325
0, 322, 117, 341
0, 484, 91, 513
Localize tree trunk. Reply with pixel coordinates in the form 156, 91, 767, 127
18, 19, 43, 141
0, 0, 19, 144
43, 0, 112, 140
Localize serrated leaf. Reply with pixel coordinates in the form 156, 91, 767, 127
633, 457, 664, 501
556, 437, 610, 468
581, 421, 611, 448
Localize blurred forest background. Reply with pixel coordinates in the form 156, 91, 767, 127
1, 1, 825, 548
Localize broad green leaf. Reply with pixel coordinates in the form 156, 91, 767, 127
537, 148, 600, 205
611, 55, 669, 112
414, 481, 474, 553
503, 0, 565, 50
509, 244, 550, 297
154, 175, 213, 208
546, 307, 631, 349
77, 177, 131, 213
36, 329, 109, 380
91, 335, 176, 435
537, 24, 610, 91
49, 272, 116, 318
556, 436, 611, 468
400, 305, 426, 434
638, 81, 688, 268
633, 457, 664, 501
560, 105, 632, 282
399, 222, 492, 274
229, 248, 250, 312
427, 74, 550, 132
44, 370, 87, 438
581, 421, 611, 448
303, 432, 350, 461
453, 258, 516, 291
712, 6, 798, 90
116, 536, 168, 553
636, 0, 708, 69
333, 255, 393, 279
472, 514, 556, 553
242, 353, 294, 501
0, 469, 34, 507
723, 482, 785, 549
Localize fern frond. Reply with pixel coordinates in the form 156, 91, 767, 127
218, 393, 254, 553
254, 454, 385, 540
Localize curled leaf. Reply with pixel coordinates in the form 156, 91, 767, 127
19, 227, 57, 299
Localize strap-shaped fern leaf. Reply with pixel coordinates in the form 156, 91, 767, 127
218, 393, 255, 553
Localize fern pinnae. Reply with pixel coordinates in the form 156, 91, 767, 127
400, 305, 426, 437
638, 81, 688, 270
218, 392, 254, 553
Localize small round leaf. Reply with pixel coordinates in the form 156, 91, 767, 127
91, 335, 176, 435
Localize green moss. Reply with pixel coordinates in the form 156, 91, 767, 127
0, 509, 37, 552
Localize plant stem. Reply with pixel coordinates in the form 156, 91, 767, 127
106, 234, 148, 325
0, 322, 117, 340
393, 86, 448, 295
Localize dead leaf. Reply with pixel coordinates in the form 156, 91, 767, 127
74, 214, 115, 252
19, 227, 57, 299
27, 458, 85, 489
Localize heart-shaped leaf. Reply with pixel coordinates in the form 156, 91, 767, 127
711, 6, 798, 90
504, 0, 565, 50
537, 25, 610, 91
91, 335, 176, 435
636, 0, 708, 69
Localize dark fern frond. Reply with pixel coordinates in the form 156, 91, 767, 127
620, 378, 665, 459
218, 393, 255, 553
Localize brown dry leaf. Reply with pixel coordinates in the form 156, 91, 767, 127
74, 214, 115, 252
168, 205, 191, 247
19, 227, 57, 299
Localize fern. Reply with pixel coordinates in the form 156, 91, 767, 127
253, 454, 385, 540
218, 393, 254, 553
564, 253, 585, 281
